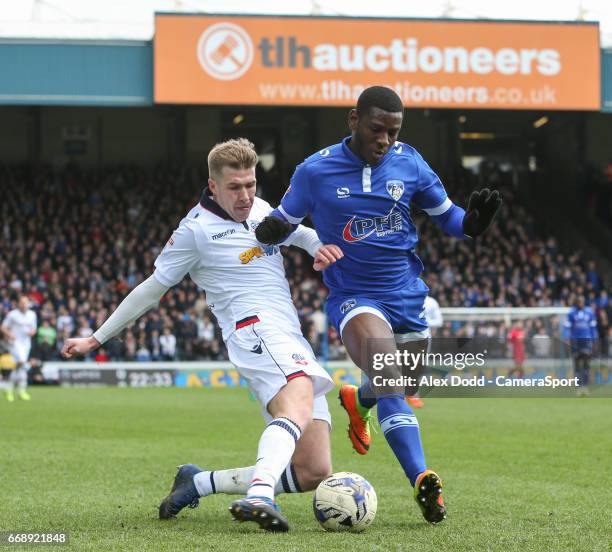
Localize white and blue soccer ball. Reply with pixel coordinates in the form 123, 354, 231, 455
313, 472, 377, 532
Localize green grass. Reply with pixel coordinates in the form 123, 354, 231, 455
1, 388, 611, 551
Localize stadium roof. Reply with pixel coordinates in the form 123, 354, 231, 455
0, 0, 611, 47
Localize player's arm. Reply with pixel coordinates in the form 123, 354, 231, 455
590, 311, 598, 340
283, 224, 343, 271
412, 153, 501, 238
563, 310, 573, 339
61, 222, 201, 359
1, 318, 14, 342
27, 313, 37, 337
256, 163, 313, 245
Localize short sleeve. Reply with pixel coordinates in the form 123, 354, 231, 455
154, 222, 202, 288
1, 312, 12, 330
278, 162, 314, 223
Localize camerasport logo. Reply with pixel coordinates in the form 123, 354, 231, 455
197, 22, 254, 81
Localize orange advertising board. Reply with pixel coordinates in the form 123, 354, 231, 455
154, 14, 600, 110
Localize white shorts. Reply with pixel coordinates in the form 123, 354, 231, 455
10, 341, 31, 365
227, 315, 333, 426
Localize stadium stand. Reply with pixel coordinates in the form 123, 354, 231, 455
0, 163, 610, 367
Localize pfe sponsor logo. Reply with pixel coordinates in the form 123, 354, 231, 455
342, 210, 402, 242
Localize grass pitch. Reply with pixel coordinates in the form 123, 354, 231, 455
1, 387, 610, 552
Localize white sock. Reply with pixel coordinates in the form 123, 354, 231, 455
17, 368, 27, 392
246, 417, 301, 501
10, 368, 23, 391
194, 463, 303, 497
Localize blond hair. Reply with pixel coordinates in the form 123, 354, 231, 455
207, 138, 258, 180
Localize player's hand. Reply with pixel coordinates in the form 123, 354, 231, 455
313, 244, 343, 271
255, 216, 293, 245
61, 336, 101, 359
462, 188, 502, 238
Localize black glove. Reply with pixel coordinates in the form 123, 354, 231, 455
255, 216, 294, 245
462, 188, 502, 238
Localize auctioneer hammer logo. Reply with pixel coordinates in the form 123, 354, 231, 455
197, 22, 254, 81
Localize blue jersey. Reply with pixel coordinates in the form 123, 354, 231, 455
274, 137, 464, 295
565, 307, 598, 340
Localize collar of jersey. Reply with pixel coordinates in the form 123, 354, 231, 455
199, 187, 234, 221
341, 136, 391, 168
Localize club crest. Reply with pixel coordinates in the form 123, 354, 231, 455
386, 180, 404, 201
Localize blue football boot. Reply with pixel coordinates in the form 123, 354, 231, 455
229, 496, 289, 532
159, 464, 202, 519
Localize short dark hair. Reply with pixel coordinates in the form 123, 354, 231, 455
356, 86, 403, 115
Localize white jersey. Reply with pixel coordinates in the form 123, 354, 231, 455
153, 194, 321, 340
424, 296, 443, 328
2, 308, 37, 344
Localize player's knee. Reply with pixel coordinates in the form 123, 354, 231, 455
294, 458, 332, 490
270, 376, 314, 428
291, 403, 314, 432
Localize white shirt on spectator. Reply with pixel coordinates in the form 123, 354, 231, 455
57, 314, 74, 334
160, 333, 177, 357
424, 296, 443, 328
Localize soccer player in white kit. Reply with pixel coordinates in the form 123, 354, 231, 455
61, 139, 343, 532
1, 295, 37, 401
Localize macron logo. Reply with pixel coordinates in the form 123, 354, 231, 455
212, 228, 236, 240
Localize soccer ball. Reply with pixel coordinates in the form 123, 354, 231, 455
313, 472, 377, 532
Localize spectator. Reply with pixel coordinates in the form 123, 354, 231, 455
94, 348, 109, 363
160, 327, 177, 360
136, 336, 151, 362
532, 326, 552, 358
36, 319, 57, 361
0, 163, 608, 363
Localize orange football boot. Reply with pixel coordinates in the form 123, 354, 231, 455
414, 469, 446, 524
338, 384, 372, 455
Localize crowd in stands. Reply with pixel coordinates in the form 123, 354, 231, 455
0, 163, 610, 367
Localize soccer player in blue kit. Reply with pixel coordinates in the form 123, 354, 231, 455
256, 86, 501, 524
565, 295, 598, 395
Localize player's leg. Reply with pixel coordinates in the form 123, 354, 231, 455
160, 319, 333, 531
194, 417, 331, 496
11, 343, 31, 400
287, 397, 332, 491
342, 312, 445, 523
159, 377, 311, 528
395, 337, 445, 523
13, 365, 30, 400
228, 375, 313, 532
1, 368, 14, 401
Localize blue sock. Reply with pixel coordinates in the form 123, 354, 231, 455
357, 383, 377, 409
377, 394, 427, 486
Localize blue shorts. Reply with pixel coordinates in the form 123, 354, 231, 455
570, 339, 593, 356
326, 278, 430, 339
